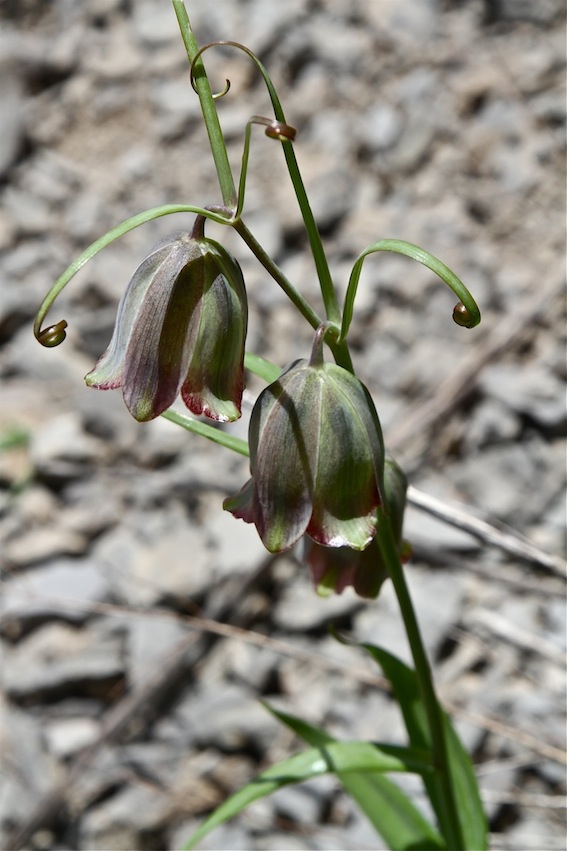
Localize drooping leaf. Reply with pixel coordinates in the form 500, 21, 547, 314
267, 706, 446, 851
185, 739, 440, 851
350, 640, 488, 851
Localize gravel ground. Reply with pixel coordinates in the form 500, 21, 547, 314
0, 1, 566, 850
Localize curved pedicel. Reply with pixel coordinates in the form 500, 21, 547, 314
340, 238, 481, 344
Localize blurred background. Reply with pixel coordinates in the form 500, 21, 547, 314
0, 0, 565, 849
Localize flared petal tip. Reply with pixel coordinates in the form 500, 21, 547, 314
304, 536, 389, 600
182, 391, 242, 423
223, 479, 256, 523
307, 515, 378, 551
84, 374, 122, 390
84, 360, 124, 390
307, 479, 381, 550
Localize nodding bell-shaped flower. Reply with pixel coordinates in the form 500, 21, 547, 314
224, 325, 385, 553
85, 228, 247, 423
304, 457, 411, 599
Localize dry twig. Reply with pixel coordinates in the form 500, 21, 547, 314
408, 486, 567, 578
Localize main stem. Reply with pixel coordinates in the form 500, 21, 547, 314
280, 143, 342, 327
233, 220, 354, 372
377, 514, 464, 851
173, 1, 237, 208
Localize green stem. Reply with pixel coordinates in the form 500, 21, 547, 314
196, 39, 341, 327
173, 1, 237, 208
328, 336, 355, 373
233, 219, 323, 331
169, 28, 347, 362
281, 143, 341, 326
376, 513, 464, 851
234, 219, 354, 372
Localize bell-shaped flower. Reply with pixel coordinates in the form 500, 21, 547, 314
224, 326, 385, 553
304, 457, 411, 599
85, 230, 247, 423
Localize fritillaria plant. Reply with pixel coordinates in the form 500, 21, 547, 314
34, 3, 487, 849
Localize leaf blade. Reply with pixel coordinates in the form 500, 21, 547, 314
268, 706, 446, 851
357, 641, 488, 851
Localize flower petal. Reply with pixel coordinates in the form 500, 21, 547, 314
181, 242, 247, 422
304, 536, 389, 599
120, 239, 201, 421
307, 365, 383, 549
304, 456, 409, 599
223, 477, 256, 523
227, 362, 320, 552
85, 235, 183, 391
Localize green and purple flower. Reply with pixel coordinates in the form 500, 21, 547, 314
304, 457, 411, 598
224, 327, 385, 553
85, 230, 247, 423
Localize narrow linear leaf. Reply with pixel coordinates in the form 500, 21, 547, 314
34, 203, 233, 343
351, 639, 488, 851
338, 772, 446, 851
183, 748, 325, 850
267, 705, 446, 851
161, 409, 249, 457
443, 715, 489, 851
244, 351, 281, 383
183, 739, 436, 850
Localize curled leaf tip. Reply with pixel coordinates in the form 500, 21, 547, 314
264, 121, 296, 142
213, 79, 231, 99
249, 115, 296, 142
37, 320, 68, 347
189, 41, 245, 100
452, 301, 476, 328
190, 66, 230, 99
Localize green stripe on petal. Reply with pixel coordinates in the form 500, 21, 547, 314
251, 367, 321, 551
308, 365, 383, 549
85, 236, 184, 391
181, 242, 248, 422
121, 240, 201, 420
86, 231, 250, 424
